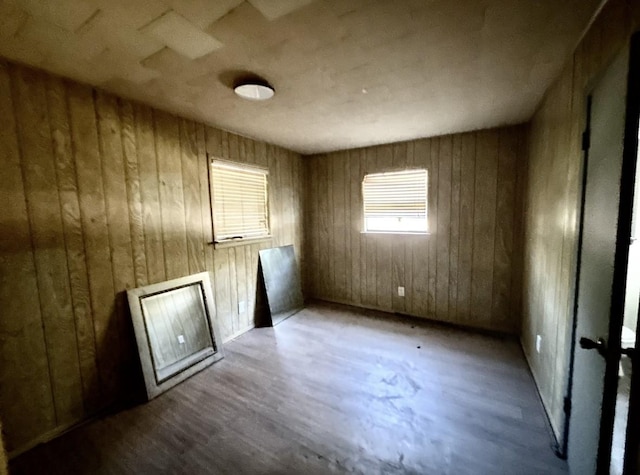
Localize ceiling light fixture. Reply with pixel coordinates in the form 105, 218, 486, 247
234, 79, 275, 101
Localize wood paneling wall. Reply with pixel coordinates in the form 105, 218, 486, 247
0, 60, 303, 454
522, 0, 640, 440
304, 126, 526, 334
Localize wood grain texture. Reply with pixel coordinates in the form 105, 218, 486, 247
10, 302, 567, 475
135, 103, 166, 285
521, 0, 640, 441
154, 110, 188, 281
95, 91, 137, 396
0, 60, 303, 455
121, 101, 148, 288
205, 129, 303, 341
0, 62, 55, 452
179, 118, 206, 275
68, 83, 118, 406
471, 131, 499, 326
46, 75, 101, 414
304, 127, 525, 333
13, 66, 84, 428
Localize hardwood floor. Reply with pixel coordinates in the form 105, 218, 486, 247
10, 302, 567, 474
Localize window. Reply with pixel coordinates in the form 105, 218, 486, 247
210, 160, 270, 244
362, 169, 428, 234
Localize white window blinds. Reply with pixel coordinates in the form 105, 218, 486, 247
362, 169, 428, 233
210, 160, 270, 242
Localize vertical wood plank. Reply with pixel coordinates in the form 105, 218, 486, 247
457, 133, 476, 323
412, 139, 430, 316
233, 246, 247, 332
493, 128, 517, 330
67, 83, 116, 403
427, 138, 439, 317
333, 152, 347, 301
206, 126, 222, 158
14, 66, 84, 426
349, 149, 362, 305
294, 153, 304, 274
120, 101, 147, 288
391, 142, 408, 313
342, 151, 352, 302
304, 156, 318, 297
197, 123, 215, 311
376, 145, 393, 310
363, 148, 377, 307
436, 135, 452, 320
154, 111, 188, 280
317, 154, 331, 299
95, 90, 137, 396
46, 75, 100, 413
0, 62, 55, 451
95, 91, 136, 290
403, 142, 416, 314
236, 136, 250, 330
179, 118, 206, 274
449, 134, 462, 321
471, 131, 499, 327
135, 104, 165, 285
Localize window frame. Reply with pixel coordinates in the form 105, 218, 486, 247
209, 158, 271, 248
361, 168, 429, 235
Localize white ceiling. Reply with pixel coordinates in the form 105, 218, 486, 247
0, 0, 602, 154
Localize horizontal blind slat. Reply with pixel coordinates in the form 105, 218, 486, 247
211, 159, 270, 241
362, 169, 428, 233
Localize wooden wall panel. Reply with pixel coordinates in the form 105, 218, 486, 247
13, 67, 84, 428
121, 101, 148, 288
179, 119, 206, 276
0, 62, 55, 452
135, 104, 165, 285
205, 129, 304, 341
471, 131, 499, 327
155, 111, 189, 281
47, 75, 101, 414
68, 83, 120, 405
304, 126, 526, 333
411, 140, 431, 317
0, 60, 304, 455
457, 134, 476, 325
521, 0, 640, 440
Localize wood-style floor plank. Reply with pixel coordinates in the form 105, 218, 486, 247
11, 302, 566, 475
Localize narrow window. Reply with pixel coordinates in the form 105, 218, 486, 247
362, 169, 428, 234
210, 160, 270, 244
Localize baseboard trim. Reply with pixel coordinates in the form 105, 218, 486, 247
307, 297, 518, 339
519, 340, 565, 459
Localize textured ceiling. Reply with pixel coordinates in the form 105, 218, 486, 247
0, 0, 602, 154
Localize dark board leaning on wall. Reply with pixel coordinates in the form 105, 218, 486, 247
258, 245, 304, 326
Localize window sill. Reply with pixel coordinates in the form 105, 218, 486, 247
360, 231, 431, 236
209, 236, 272, 249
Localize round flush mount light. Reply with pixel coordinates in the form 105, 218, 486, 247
234, 82, 275, 101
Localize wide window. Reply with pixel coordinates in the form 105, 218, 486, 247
362, 169, 428, 234
210, 160, 270, 244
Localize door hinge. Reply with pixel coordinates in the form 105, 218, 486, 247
582, 129, 591, 152
563, 396, 571, 415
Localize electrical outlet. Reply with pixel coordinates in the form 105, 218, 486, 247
238, 300, 246, 314
178, 334, 185, 344
398, 286, 405, 297
536, 335, 542, 353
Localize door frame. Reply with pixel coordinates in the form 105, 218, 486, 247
622, 30, 640, 475
562, 31, 640, 473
